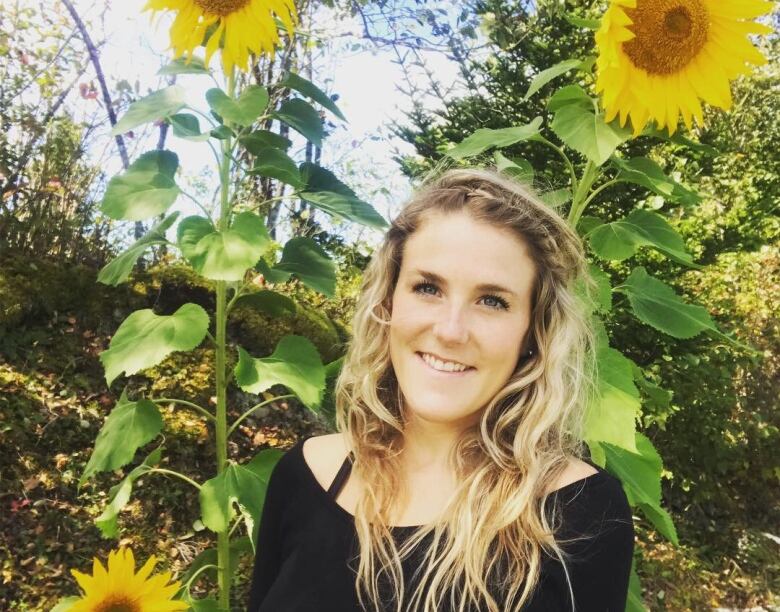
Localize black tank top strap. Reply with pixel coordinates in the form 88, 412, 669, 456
327, 452, 354, 498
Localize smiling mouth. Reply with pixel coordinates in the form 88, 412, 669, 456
416, 351, 475, 374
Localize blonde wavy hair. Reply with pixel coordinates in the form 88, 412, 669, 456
333, 166, 600, 612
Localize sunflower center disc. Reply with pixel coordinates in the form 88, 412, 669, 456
623, 0, 709, 75
94, 597, 139, 612
194, 0, 251, 16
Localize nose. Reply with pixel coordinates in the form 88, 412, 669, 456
432, 305, 469, 345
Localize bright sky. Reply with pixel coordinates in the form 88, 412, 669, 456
68, 0, 471, 251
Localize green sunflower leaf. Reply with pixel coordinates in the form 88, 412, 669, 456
626, 562, 647, 612
99, 303, 210, 387
275, 237, 336, 297
524, 58, 585, 100
298, 163, 387, 229
550, 92, 631, 165
206, 85, 269, 127
168, 113, 210, 141
101, 150, 180, 221
602, 432, 679, 545
234, 335, 326, 411
97, 211, 180, 286
587, 209, 701, 267
158, 56, 210, 75
446, 117, 543, 160
177, 212, 272, 281
280, 71, 347, 121
248, 147, 304, 189
617, 266, 717, 339
111, 86, 186, 136
539, 187, 572, 207
611, 156, 702, 206
199, 450, 282, 549
80, 389, 163, 485
271, 98, 324, 146
493, 151, 534, 184
584, 340, 640, 453
240, 130, 292, 152
547, 84, 593, 112
199, 464, 264, 535
95, 446, 163, 537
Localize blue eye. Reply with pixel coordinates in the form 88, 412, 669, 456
412, 282, 510, 311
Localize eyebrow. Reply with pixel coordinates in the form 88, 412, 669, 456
411, 269, 517, 297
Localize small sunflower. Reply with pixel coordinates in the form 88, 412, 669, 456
145, 0, 298, 73
595, 0, 774, 136
69, 547, 187, 612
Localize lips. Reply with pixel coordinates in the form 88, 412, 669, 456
416, 351, 475, 375
417, 351, 473, 369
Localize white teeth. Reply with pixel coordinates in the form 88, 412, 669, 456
420, 353, 469, 372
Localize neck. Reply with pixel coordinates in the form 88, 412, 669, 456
400, 412, 474, 475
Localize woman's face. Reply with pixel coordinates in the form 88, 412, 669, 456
389, 210, 536, 431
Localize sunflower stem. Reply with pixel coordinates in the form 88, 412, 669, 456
579, 178, 622, 213
568, 160, 599, 228
151, 397, 214, 422
227, 394, 296, 439
147, 468, 202, 490
215, 67, 236, 612
534, 135, 578, 192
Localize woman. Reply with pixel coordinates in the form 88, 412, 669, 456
247, 168, 634, 612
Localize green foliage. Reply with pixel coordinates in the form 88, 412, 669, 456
101, 150, 181, 221
95, 446, 163, 537
586, 210, 699, 266
270, 98, 324, 145
80, 390, 163, 484
298, 162, 389, 229
547, 86, 632, 166
273, 237, 337, 297
611, 157, 701, 206
248, 147, 304, 189
445, 117, 542, 159
602, 433, 678, 545
99, 303, 210, 387
0, 3, 112, 264
168, 113, 211, 141
279, 71, 347, 121
585, 340, 640, 453
198, 448, 282, 550
235, 336, 326, 411
111, 86, 187, 136
205, 86, 269, 127
158, 56, 210, 75
97, 213, 182, 287
177, 212, 272, 281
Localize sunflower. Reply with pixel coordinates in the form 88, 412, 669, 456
69, 547, 187, 612
145, 0, 298, 73
595, 0, 774, 136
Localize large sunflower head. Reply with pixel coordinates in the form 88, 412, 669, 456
69, 547, 188, 612
145, 0, 298, 74
595, 0, 774, 136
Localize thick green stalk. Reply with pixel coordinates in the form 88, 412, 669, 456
568, 160, 599, 229
215, 70, 236, 612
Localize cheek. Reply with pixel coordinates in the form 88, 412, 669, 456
390, 293, 426, 334
482, 320, 527, 364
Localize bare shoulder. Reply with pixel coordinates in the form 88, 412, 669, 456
301, 433, 349, 490
546, 456, 599, 495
